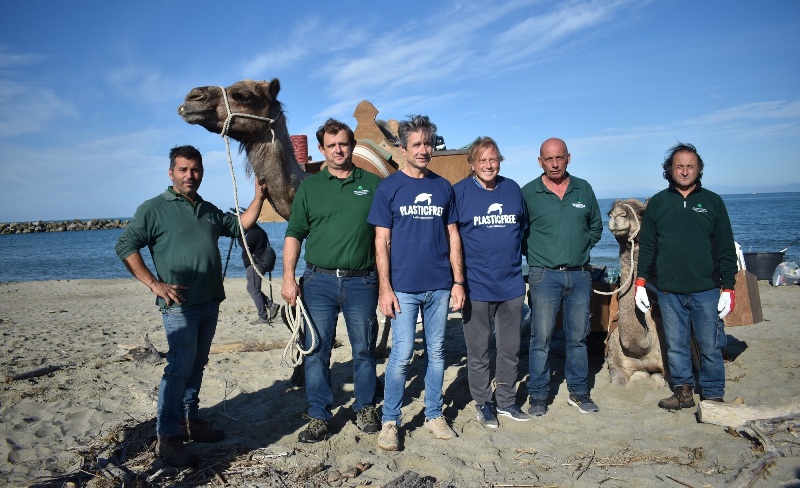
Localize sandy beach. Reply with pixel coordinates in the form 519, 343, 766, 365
1, 277, 798, 487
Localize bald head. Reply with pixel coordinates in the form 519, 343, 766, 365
540, 138, 568, 157
538, 137, 571, 184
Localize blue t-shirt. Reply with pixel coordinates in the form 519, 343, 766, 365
454, 175, 527, 302
367, 170, 457, 293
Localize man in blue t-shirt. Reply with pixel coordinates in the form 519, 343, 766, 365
367, 115, 465, 451
454, 136, 530, 428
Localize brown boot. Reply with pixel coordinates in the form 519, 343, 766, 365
180, 418, 226, 443
658, 384, 696, 410
156, 435, 197, 467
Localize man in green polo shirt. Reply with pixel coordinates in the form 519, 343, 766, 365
522, 137, 603, 417
116, 145, 268, 467
282, 118, 382, 443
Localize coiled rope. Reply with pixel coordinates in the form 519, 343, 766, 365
592, 203, 640, 297
216, 86, 315, 368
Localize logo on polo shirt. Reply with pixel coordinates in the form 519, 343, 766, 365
353, 185, 371, 196
399, 192, 443, 219
473, 202, 517, 227
572, 197, 586, 209
692, 203, 708, 213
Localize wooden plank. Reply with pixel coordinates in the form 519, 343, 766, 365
724, 270, 763, 326
697, 398, 800, 427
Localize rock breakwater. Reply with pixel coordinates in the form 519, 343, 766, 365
0, 219, 130, 234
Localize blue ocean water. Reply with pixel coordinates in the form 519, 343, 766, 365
1, 193, 798, 282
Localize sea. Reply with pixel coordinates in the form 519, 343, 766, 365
1, 192, 799, 283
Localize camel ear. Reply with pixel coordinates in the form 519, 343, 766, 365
268, 78, 281, 99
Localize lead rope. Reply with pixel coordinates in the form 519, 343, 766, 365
592, 203, 640, 297
216, 86, 315, 368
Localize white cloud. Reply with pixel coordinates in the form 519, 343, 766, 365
687, 100, 800, 125
242, 18, 369, 78
0, 81, 76, 137
106, 65, 185, 105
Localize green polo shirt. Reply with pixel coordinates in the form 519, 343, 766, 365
115, 187, 240, 309
521, 173, 603, 268
285, 166, 380, 270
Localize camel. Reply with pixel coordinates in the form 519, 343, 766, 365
605, 199, 668, 387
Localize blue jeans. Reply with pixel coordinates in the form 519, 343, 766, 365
301, 268, 379, 422
158, 301, 219, 437
658, 288, 726, 398
382, 289, 451, 424
526, 268, 592, 399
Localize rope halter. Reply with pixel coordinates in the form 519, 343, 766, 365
592, 202, 641, 297
215, 85, 315, 368
218, 85, 281, 140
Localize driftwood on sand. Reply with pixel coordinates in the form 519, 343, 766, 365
118, 335, 288, 360
697, 399, 800, 488
697, 397, 800, 427
4, 364, 71, 383
727, 414, 799, 488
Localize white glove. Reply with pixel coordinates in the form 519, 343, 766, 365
718, 289, 735, 319
634, 278, 650, 313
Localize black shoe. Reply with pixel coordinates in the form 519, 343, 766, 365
700, 396, 724, 403
266, 302, 280, 321
298, 417, 330, 443
567, 393, 599, 413
156, 435, 197, 467
475, 403, 499, 429
355, 406, 380, 433
497, 404, 532, 422
527, 397, 548, 417
180, 418, 226, 443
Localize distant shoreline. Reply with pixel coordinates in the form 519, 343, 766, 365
0, 219, 130, 234
4, 191, 798, 229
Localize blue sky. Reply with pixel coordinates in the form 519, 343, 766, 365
1, 0, 798, 222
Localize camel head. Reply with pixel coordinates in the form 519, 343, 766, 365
178, 79, 307, 221
608, 199, 646, 243
178, 79, 285, 143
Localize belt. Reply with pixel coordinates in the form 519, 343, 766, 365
308, 264, 375, 277
550, 264, 592, 271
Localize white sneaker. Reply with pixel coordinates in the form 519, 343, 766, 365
378, 421, 400, 451
425, 416, 456, 440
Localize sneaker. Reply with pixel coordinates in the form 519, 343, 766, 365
266, 302, 280, 321
156, 435, 197, 467
378, 421, 400, 451
568, 393, 599, 413
527, 397, 548, 417
251, 317, 271, 325
425, 416, 456, 440
355, 405, 380, 433
180, 418, 225, 442
496, 404, 531, 422
475, 403, 499, 429
298, 417, 330, 443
